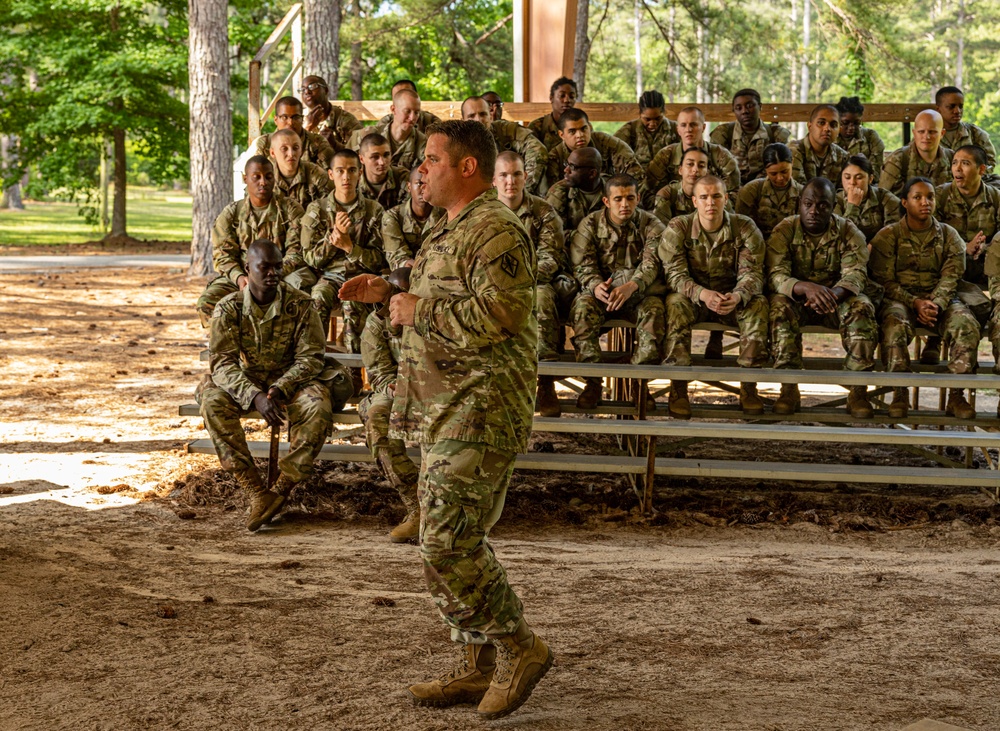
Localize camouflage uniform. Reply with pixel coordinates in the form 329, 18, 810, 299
840, 126, 886, 175
736, 178, 802, 239
942, 121, 997, 175
196, 283, 350, 487
833, 185, 901, 243
196, 193, 305, 327
984, 245, 1000, 373
311, 103, 363, 150
709, 121, 793, 184
935, 181, 1000, 320
652, 181, 696, 226
359, 309, 418, 515
349, 120, 427, 170
545, 177, 609, 236
378, 109, 441, 135
528, 113, 563, 151
274, 160, 332, 210
869, 218, 980, 374
300, 193, 386, 351
766, 214, 877, 371
389, 188, 536, 643
253, 130, 335, 169
358, 165, 410, 211
641, 143, 741, 209
790, 139, 849, 187
490, 119, 549, 194
879, 144, 954, 196
613, 118, 680, 171
545, 132, 643, 191
569, 208, 667, 365
381, 200, 446, 270
658, 211, 769, 367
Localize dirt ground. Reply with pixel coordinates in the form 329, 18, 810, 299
2, 266, 999, 731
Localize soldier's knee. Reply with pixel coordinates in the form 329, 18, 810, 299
768, 293, 795, 321
740, 294, 769, 320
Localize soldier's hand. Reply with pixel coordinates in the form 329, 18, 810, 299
800, 282, 839, 314
389, 292, 418, 327
967, 231, 987, 259
339, 274, 390, 303
699, 289, 726, 314
237, 275, 249, 291
845, 184, 865, 206
334, 211, 352, 234
267, 386, 287, 409
716, 292, 739, 316
606, 281, 638, 312
329, 225, 353, 254
253, 390, 286, 429
914, 299, 939, 327
593, 278, 614, 305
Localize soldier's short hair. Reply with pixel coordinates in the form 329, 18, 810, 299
809, 104, 840, 122
549, 77, 577, 97
393, 79, 418, 94
245, 155, 273, 172
694, 174, 726, 194
680, 147, 710, 165
604, 174, 637, 197
639, 90, 665, 111
762, 143, 793, 168
275, 96, 302, 112
392, 88, 420, 105
247, 238, 282, 263
461, 95, 488, 115
898, 176, 935, 213
496, 150, 524, 168
804, 176, 836, 200
732, 88, 761, 105
330, 148, 361, 169
935, 85, 963, 103
955, 144, 988, 167
843, 154, 874, 176
677, 106, 705, 123
426, 120, 497, 182
269, 128, 300, 146
359, 133, 390, 153
836, 96, 865, 116
557, 107, 590, 130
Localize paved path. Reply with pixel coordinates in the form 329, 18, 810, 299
0, 254, 190, 272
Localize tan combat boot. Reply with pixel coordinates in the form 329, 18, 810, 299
946, 388, 976, 420
408, 643, 496, 707
846, 385, 874, 419
919, 336, 942, 364
704, 330, 724, 360
389, 511, 420, 544
772, 383, 800, 415
888, 387, 909, 419
535, 376, 561, 418
576, 378, 603, 410
262, 473, 298, 524
477, 624, 554, 720
739, 382, 765, 416
668, 380, 691, 420
235, 472, 280, 533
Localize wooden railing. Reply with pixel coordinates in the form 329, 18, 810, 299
248, 3, 303, 144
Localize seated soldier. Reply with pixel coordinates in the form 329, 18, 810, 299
359, 266, 420, 543
659, 175, 768, 418
791, 105, 849, 186
766, 178, 877, 418
642, 106, 740, 208
253, 96, 335, 169
494, 150, 567, 417
349, 89, 427, 169
378, 79, 442, 133
653, 147, 733, 226
569, 174, 666, 410
710, 88, 792, 185
546, 108, 642, 190
613, 90, 679, 172
197, 239, 352, 532
835, 154, 901, 242
268, 128, 332, 210
986, 247, 1000, 414
835, 96, 886, 174
482, 90, 504, 121
880, 110, 953, 196
736, 143, 803, 239
529, 76, 578, 151
301, 149, 386, 352
462, 96, 548, 194
196, 156, 305, 327
870, 177, 980, 419
545, 147, 609, 236
358, 133, 410, 210
301, 74, 362, 150
937, 86, 999, 184
382, 162, 445, 269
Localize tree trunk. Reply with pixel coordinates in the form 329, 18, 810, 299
798, 0, 810, 139
633, 0, 643, 100
349, 1, 363, 100
188, 0, 233, 277
955, 0, 965, 87
573, 0, 591, 99
667, 4, 676, 102
305, 0, 342, 94
109, 127, 127, 238
1, 135, 24, 210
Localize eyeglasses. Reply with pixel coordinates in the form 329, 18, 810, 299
276, 114, 304, 122
488, 101, 504, 108
565, 162, 597, 172
299, 82, 327, 93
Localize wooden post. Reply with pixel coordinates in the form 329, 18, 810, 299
514, 0, 578, 102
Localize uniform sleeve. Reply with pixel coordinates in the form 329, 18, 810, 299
535, 203, 565, 283
311, 133, 336, 169
513, 126, 549, 194
765, 219, 797, 297
381, 208, 413, 270
280, 198, 306, 275
336, 109, 364, 144
735, 181, 759, 218
879, 149, 904, 196
658, 219, 704, 303
631, 216, 666, 295
609, 136, 643, 180
881, 188, 902, 228
545, 183, 570, 231
708, 124, 729, 147
984, 242, 1000, 301
211, 203, 245, 286
251, 135, 269, 157
867, 129, 886, 175
835, 220, 870, 295
929, 226, 966, 311
714, 147, 741, 197
208, 300, 261, 410
869, 227, 914, 307
613, 121, 635, 148
570, 218, 604, 293
642, 148, 672, 209
360, 312, 398, 395
272, 302, 326, 398
773, 125, 792, 144
343, 203, 387, 274
545, 146, 568, 191
301, 201, 334, 270
791, 141, 807, 185
653, 189, 674, 227
733, 218, 766, 304
412, 228, 536, 349
973, 125, 998, 172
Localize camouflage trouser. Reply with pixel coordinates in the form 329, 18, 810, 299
358, 391, 419, 512
419, 438, 523, 644
195, 377, 333, 484
312, 277, 370, 353
196, 271, 309, 328
569, 291, 665, 364
770, 293, 876, 371
956, 279, 993, 326
989, 301, 1000, 375
879, 298, 980, 374
663, 293, 769, 367
536, 275, 579, 361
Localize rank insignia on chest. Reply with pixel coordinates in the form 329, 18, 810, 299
500, 252, 519, 279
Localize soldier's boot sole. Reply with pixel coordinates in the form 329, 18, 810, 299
389, 511, 420, 544
946, 389, 976, 420
919, 336, 942, 365
846, 387, 874, 419
772, 385, 800, 416
704, 330, 724, 360
477, 634, 554, 721
247, 491, 281, 532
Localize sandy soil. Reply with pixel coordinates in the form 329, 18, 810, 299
1, 266, 999, 731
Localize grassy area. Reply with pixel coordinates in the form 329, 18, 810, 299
0, 187, 192, 246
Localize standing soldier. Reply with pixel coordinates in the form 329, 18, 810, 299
300, 74, 363, 150
545, 108, 642, 190
936, 86, 999, 183
382, 163, 445, 269
880, 110, 953, 196
196, 156, 305, 327
835, 155, 901, 242
494, 150, 567, 416
267, 129, 332, 210
790, 105, 849, 186
197, 240, 350, 531
545, 147, 609, 236
569, 174, 667, 410
350, 89, 427, 169
340, 120, 552, 720
736, 143, 803, 240
358, 133, 410, 210
529, 76, 578, 151
659, 175, 769, 418
710, 88, 792, 185
462, 96, 548, 194
869, 177, 980, 419
613, 90, 679, 172
766, 178, 877, 418
253, 96, 335, 169
835, 96, 886, 174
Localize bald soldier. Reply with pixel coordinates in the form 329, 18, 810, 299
301, 74, 363, 150
349, 88, 427, 169
790, 105, 849, 187
358, 133, 411, 210
252, 96, 335, 169
529, 76, 578, 151
613, 90, 680, 171
379, 79, 442, 133
267, 128, 332, 210
642, 106, 740, 208
880, 110, 954, 196
545, 108, 643, 192
936, 86, 998, 180
382, 162, 446, 269
710, 88, 792, 185
545, 147, 609, 236
766, 178, 877, 418
461, 96, 548, 194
